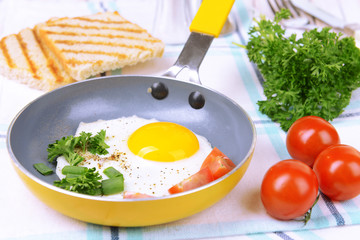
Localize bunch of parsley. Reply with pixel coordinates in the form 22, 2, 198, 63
245, 9, 360, 131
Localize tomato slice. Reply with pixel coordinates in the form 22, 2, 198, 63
168, 167, 214, 194
123, 191, 154, 199
201, 147, 236, 180
168, 147, 235, 194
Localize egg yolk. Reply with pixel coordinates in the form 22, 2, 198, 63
128, 122, 199, 162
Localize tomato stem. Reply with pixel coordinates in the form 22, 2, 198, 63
298, 194, 320, 225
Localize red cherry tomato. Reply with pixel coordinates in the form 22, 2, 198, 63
286, 116, 340, 167
313, 144, 360, 201
201, 147, 236, 180
261, 159, 319, 220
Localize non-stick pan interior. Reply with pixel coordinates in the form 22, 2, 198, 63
8, 75, 255, 185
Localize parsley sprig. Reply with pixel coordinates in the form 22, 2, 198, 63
44, 130, 124, 196
47, 130, 110, 166
54, 167, 103, 195
244, 9, 360, 131
54, 166, 124, 196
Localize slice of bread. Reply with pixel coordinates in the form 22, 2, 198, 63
0, 11, 165, 90
0, 28, 74, 91
34, 11, 165, 81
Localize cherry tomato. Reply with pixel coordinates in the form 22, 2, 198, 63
201, 147, 236, 180
313, 144, 360, 201
168, 167, 214, 194
286, 116, 340, 167
261, 159, 319, 220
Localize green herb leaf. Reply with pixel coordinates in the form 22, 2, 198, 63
68, 152, 85, 166
33, 163, 53, 176
54, 167, 103, 195
78, 131, 92, 152
47, 130, 110, 166
103, 166, 123, 179
101, 176, 124, 195
55, 166, 125, 196
61, 165, 88, 175
87, 130, 110, 155
244, 9, 360, 131
47, 135, 83, 165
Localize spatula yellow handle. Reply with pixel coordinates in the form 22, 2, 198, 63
190, 0, 235, 37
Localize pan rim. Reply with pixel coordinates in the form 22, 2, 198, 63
6, 74, 256, 202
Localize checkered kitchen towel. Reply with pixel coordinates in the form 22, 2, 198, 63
1, 0, 360, 239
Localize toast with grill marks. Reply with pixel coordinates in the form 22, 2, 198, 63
34, 11, 165, 81
0, 12, 165, 91
0, 28, 74, 91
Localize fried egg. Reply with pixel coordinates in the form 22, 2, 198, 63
56, 115, 213, 198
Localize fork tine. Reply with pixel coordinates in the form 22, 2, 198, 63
268, 0, 316, 26
267, 0, 297, 18
267, 0, 281, 16
287, 0, 316, 24
281, 0, 301, 18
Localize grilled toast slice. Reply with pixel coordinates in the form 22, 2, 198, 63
0, 28, 74, 91
34, 11, 165, 81
0, 11, 164, 91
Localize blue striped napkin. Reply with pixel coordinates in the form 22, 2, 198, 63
1, 0, 360, 239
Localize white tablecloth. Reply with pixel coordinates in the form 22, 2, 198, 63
1, 0, 360, 239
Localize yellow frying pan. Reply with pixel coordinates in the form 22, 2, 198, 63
7, 0, 256, 226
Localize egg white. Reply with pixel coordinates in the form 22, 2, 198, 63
55, 115, 213, 198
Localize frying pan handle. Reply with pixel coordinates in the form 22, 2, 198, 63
163, 0, 235, 85
163, 32, 213, 85
190, 0, 235, 38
